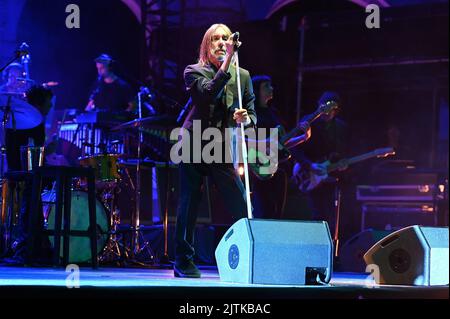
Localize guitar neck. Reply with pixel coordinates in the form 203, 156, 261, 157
328, 152, 378, 173
279, 109, 322, 146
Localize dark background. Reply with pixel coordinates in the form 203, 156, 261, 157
16, 0, 141, 109
1, 0, 448, 248
12, 1, 448, 168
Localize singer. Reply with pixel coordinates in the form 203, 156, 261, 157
174, 24, 257, 278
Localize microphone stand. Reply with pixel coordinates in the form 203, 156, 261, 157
0, 44, 29, 73
0, 97, 12, 180
234, 48, 253, 219
0, 53, 21, 73
127, 89, 156, 266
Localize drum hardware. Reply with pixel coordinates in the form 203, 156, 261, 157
112, 114, 177, 266
97, 183, 130, 265
76, 151, 131, 264
0, 179, 22, 256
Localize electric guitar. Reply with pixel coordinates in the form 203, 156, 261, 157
293, 147, 395, 193
248, 100, 339, 180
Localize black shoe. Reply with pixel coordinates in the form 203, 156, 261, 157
174, 260, 201, 278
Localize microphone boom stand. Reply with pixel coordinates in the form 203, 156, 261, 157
127, 90, 156, 266
234, 48, 253, 219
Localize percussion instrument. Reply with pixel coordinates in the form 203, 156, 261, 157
0, 93, 43, 130
78, 153, 122, 187
42, 190, 110, 263
20, 146, 45, 171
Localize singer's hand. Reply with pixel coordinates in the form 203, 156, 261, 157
233, 109, 250, 125
225, 33, 241, 56
219, 32, 241, 73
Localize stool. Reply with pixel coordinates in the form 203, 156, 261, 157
28, 166, 98, 268
1, 171, 34, 255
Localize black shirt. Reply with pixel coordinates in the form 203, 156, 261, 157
255, 107, 279, 129
91, 78, 135, 112
291, 117, 348, 166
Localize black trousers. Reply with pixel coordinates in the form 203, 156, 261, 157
251, 168, 288, 219
175, 162, 248, 264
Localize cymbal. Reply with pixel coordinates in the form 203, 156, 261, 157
0, 94, 43, 129
111, 115, 176, 131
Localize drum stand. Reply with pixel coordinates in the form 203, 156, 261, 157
98, 184, 130, 264
0, 99, 12, 254
0, 96, 12, 180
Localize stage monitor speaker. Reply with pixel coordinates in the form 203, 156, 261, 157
215, 218, 333, 285
340, 229, 393, 273
364, 225, 449, 286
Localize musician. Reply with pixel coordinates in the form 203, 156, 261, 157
1, 86, 54, 266
0, 63, 29, 94
174, 24, 256, 278
85, 54, 135, 113
0, 63, 27, 94
5, 86, 54, 171
291, 91, 349, 229
250, 75, 311, 219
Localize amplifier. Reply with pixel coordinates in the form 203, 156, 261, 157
356, 185, 435, 202
360, 202, 437, 231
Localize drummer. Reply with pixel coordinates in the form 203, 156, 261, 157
0, 85, 54, 266
0, 63, 30, 95
5, 85, 54, 171
85, 54, 136, 113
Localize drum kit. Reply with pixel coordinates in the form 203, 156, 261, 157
1, 93, 177, 265
0, 45, 177, 266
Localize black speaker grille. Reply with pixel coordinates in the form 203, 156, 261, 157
389, 248, 411, 273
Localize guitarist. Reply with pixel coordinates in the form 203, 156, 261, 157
251, 75, 311, 219
291, 91, 349, 229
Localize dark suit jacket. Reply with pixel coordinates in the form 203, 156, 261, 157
182, 62, 256, 131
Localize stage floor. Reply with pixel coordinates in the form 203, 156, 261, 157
0, 266, 447, 299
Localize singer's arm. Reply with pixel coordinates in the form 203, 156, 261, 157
184, 66, 231, 105
220, 52, 233, 74
220, 34, 240, 74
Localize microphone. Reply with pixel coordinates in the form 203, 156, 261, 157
232, 32, 240, 42
232, 32, 240, 51
15, 42, 30, 57
139, 86, 153, 99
